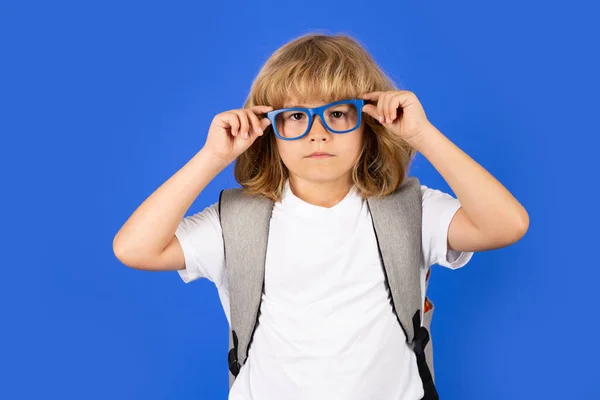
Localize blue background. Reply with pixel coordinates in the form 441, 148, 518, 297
2, 0, 599, 399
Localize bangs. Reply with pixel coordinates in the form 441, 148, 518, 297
252, 38, 377, 109
264, 66, 364, 109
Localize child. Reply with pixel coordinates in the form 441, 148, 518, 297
113, 33, 529, 400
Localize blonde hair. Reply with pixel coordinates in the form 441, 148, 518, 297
235, 32, 416, 202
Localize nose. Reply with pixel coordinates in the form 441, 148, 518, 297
307, 115, 330, 142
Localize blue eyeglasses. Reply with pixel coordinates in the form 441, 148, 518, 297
265, 99, 365, 141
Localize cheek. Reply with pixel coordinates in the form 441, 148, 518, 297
340, 129, 365, 160
275, 141, 297, 168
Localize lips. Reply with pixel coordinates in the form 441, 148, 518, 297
307, 152, 334, 158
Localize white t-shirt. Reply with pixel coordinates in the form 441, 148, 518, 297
175, 180, 473, 400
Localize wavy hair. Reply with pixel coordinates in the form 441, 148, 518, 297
234, 32, 416, 202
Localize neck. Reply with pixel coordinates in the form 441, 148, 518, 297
287, 175, 354, 208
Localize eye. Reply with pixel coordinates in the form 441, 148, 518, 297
288, 113, 305, 121
330, 111, 346, 119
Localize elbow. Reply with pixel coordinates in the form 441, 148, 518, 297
506, 208, 530, 244
112, 234, 172, 271
516, 207, 530, 237
112, 235, 138, 268
112, 238, 130, 266
482, 208, 529, 250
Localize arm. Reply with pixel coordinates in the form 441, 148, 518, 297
361, 89, 528, 253
113, 105, 272, 271
410, 124, 529, 252
112, 149, 228, 271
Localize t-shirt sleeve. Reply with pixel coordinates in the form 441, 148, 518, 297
421, 185, 474, 269
174, 202, 226, 285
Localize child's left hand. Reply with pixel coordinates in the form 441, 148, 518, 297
361, 90, 433, 143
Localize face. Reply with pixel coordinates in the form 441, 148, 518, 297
274, 98, 365, 186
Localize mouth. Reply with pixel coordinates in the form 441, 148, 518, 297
306, 152, 334, 159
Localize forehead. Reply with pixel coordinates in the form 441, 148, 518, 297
282, 97, 354, 108
283, 98, 326, 108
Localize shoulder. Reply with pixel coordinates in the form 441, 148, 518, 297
219, 188, 274, 224
219, 188, 273, 207
418, 184, 473, 269
178, 202, 220, 230
175, 201, 225, 284
420, 184, 457, 204
175, 202, 222, 257
419, 184, 462, 230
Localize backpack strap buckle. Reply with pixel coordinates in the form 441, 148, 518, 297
412, 310, 438, 399
411, 310, 430, 354
228, 330, 241, 377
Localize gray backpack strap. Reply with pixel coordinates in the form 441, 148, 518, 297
218, 188, 273, 389
366, 177, 423, 343
367, 177, 439, 398
423, 268, 436, 382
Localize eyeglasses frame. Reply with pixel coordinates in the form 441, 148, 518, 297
265, 98, 365, 141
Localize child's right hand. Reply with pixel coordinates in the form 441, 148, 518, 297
202, 105, 274, 165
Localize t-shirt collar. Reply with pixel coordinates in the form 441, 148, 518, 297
280, 178, 361, 220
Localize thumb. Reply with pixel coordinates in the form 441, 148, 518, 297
260, 117, 272, 132
249, 105, 274, 114
362, 104, 380, 121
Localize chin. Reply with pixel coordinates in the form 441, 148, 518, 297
289, 166, 354, 184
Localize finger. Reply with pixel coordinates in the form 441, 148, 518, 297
378, 92, 390, 124
245, 109, 263, 136
386, 92, 397, 124
221, 112, 240, 137
384, 92, 396, 123
389, 95, 399, 122
361, 104, 380, 121
233, 110, 250, 139
248, 105, 274, 114
361, 91, 383, 101
363, 92, 384, 123
248, 106, 274, 136
387, 94, 400, 123
389, 93, 407, 122
260, 115, 272, 132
